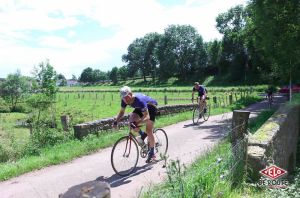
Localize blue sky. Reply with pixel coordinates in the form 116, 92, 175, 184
0, 0, 247, 79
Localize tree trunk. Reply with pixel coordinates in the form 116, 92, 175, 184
289, 66, 292, 102
143, 71, 147, 82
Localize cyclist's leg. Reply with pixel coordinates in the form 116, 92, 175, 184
129, 111, 142, 133
145, 120, 155, 148
146, 105, 157, 148
202, 95, 207, 112
199, 95, 205, 112
146, 105, 157, 162
197, 96, 202, 111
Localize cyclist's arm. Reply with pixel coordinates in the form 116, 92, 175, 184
192, 91, 195, 101
115, 108, 126, 123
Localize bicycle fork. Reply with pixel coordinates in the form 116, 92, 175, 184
123, 137, 132, 158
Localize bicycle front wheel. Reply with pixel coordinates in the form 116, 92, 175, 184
203, 105, 210, 121
193, 107, 200, 124
153, 128, 168, 159
111, 136, 139, 176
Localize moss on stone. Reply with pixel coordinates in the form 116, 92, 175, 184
252, 122, 279, 141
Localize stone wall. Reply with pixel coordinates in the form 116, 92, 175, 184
73, 104, 196, 139
247, 105, 300, 181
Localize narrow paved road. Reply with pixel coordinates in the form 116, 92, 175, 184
0, 95, 286, 198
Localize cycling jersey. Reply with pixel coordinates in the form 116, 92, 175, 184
193, 85, 206, 96
121, 93, 158, 112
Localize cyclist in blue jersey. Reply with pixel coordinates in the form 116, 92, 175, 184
192, 82, 207, 116
113, 86, 158, 163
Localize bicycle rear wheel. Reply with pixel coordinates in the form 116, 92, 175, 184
203, 104, 210, 121
153, 128, 168, 159
193, 107, 200, 124
111, 136, 139, 176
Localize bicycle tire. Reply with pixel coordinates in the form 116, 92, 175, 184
203, 105, 210, 121
193, 107, 200, 124
111, 136, 139, 176
153, 128, 168, 159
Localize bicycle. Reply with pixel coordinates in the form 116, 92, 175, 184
111, 126, 168, 176
267, 94, 273, 108
192, 97, 210, 124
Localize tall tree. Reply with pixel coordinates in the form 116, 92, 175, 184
30, 60, 58, 128
93, 69, 107, 82
206, 40, 222, 75
118, 65, 129, 81
143, 33, 161, 82
216, 5, 249, 82
122, 33, 161, 82
0, 70, 30, 111
109, 67, 118, 84
157, 25, 207, 81
32, 60, 58, 98
249, 0, 300, 89
79, 67, 94, 83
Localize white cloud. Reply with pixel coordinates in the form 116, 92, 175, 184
0, 0, 248, 79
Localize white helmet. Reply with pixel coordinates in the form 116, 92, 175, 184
120, 86, 131, 98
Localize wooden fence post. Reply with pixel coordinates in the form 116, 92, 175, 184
61, 115, 70, 132
231, 110, 250, 186
229, 95, 233, 105
164, 95, 168, 105
231, 110, 250, 147
213, 96, 217, 108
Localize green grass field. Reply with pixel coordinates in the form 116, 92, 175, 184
56, 88, 258, 124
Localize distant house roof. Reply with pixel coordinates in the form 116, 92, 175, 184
66, 79, 79, 86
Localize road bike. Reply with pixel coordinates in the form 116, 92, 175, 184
111, 126, 168, 176
267, 94, 273, 108
192, 97, 210, 124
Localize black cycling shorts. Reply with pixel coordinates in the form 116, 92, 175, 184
132, 105, 157, 122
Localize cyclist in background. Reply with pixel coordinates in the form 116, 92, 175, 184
113, 86, 158, 163
192, 82, 207, 116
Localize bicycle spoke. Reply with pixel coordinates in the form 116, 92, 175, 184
153, 129, 168, 160
193, 107, 200, 124
203, 105, 210, 121
111, 136, 139, 176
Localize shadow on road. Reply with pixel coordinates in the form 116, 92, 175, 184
96, 163, 155, 188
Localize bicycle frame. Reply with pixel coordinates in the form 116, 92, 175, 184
194, 97, 206, 111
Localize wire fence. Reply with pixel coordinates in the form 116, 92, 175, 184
144, 119, 249, 198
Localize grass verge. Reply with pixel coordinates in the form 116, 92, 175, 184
142, 109, 275, 197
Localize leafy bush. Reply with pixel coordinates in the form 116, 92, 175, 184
0, 98, 10, 113
0, 135, 25, 162
10, 103, 28, 113
266, 168, 300, 198
31, 126, 65, 147
0, 145, 9, 163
